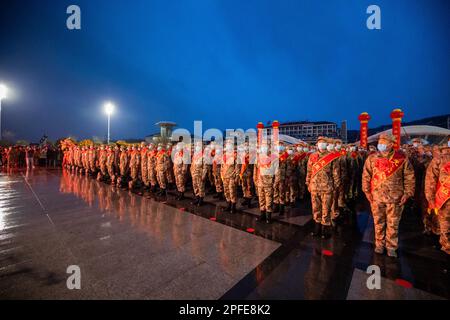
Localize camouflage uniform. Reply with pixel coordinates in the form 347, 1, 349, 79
273, 149, 288, 213
425, 147, 450, 255
97, 146, 107, 180
221, 148, 238, 212
191, 146, 208, 205
238, 150, 253, 204
119, 147, 129, 178
106, 147, 116, 184
165, 144, 175, 187
156, 145, 169, 191
285, 149, 299, 205
147, 145, 158, 190
140, 144, 149, 187
362, 148, 415, 254
331, 149, 348, 220
173, 144, 188, 195
128, 147, 141, 188
306, 151, 340, 228
212, 149, 223, 195
255, 149, 277, 223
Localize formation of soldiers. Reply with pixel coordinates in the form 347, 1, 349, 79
61, 134, 450, 258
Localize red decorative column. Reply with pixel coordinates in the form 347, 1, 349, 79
390, 108, 404, 150
272, 120, 279, 148
257, 122, 264, 148
358, 112, 371, 149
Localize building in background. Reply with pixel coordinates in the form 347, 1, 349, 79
265, 120, 347, 143
145, 121, 177, 143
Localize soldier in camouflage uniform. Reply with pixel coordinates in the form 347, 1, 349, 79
81, 146, 89, 175
425, 137, 450, 255
165, 143, 175, 189
117, 145, 129, 187
238, 142, 253, 208
362, 133, 415, 257
191, 142, 207, 206
140, 142, 149, 188
88, 145, 97, 176
173, 142, 188, 200
212, 143, 224, 200
147, 143, 158, 192
221, 141, 238, 213
273, 143, 288, 216
331, 139, 348, 224
306, 137, 341, 239
285, 145, 299, 208
97, 145, 107, 181
128, 145, 141, 189
156, 143, 169, 196
255, 142, 277, 224
106, 144, 116, 185
297, 144, 310, 201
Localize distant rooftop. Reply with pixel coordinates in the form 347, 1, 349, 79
155, 121, 177, 126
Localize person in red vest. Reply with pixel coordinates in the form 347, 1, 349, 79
425, 136, 450, 255
306, 136, 341, 239
362, 133, 415, 258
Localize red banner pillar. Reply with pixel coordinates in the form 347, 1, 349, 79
257, 122, 264, 148
272, 120, 280, 149
358, 112, 371, 149
390, 108, 404, 150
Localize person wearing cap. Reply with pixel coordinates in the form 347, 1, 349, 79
191, 141, 207, 206
165, 143, 175, 190
255, 141, 278, 224
97, 144, 107, 181
128, 145, 141, 189
331, 139, 348, 224
173, 142, 188, 200
156, 143, 169, 196
140, 142, 149, 189
212, 142, 224, 200
221, 140, 239, 213
87, 145, 97, 176
106, 144, 117, 185
117, 145, 129, 187
81, 146, 89, 175
147, 143, 158, 192
237, 142, 253, 208
306, 136, 341, 238
284, 145, 299, 208
425, 137, 450, 255
362, 133, 415, 257
271, 142, 288, 216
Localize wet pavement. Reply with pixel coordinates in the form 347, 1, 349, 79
0, 168, 448, 300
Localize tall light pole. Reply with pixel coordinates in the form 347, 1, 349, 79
104, 102, 115, 144
0, 84, 8, 141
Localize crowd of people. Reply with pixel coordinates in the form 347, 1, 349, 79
0, 145, 61, 168
58, 133, 450, 258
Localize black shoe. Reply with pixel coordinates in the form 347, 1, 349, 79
290, 202, 296, 208
179, 192, 185, 200
191, 196, 199, 205
321, 225, 331, 239
257, 210, 267, 222
273, 204, 280, 213
311, 222, 321, 237
217, 192, 224, 201
241, 198, 248, 206
279, 204, 285, 216
224, 202, 231, 212
230, 203, 236, 214
247, 198, 252, 209
197, 197, 204, 207
266, 212, 272, 224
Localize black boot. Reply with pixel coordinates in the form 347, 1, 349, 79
191, 196, 199, 205
311, 222, 321, 237
290, 202, 296, 208
217, 192, 224, 201
241, 198, 249, 206
279, 204, 285, 216
224, 201, 232, 212
230, 203, 236, 214
321, 225, 331, 239
213, 192, 221, 199
273, 203, 280, 213
179, 192, 185, 200
266, 212, 272, 224
257, 210, 267, 222
197, 197, 204, 207
247, 198, 252, 209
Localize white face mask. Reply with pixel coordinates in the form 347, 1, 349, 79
276, 146, 285, 152
317, 143, 327, 151
327, 144, 335, 152
377, 144, 387, 152
226, 145, 233, 151
195, 146, 202, 152
260, 146, 268, 154
176, 144, 183, 151
335, 145, 342, 151
303, 147, 309, 152
413, 143, 419, 148
287, 149, 293, 155
157, 147, 162, 151
296, 147, 302, 152
448, 141, 450, 147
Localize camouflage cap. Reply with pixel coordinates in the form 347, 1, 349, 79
379, 133, 396, 144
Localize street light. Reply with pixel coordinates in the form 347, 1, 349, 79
104, 101, 115, 144
0, 84, 8, 141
